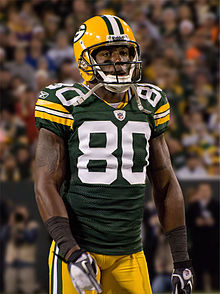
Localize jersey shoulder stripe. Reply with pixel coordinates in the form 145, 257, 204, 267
153, 102, 170, 126
35, 97, 74, 128
154, 113, 170, 126
36, 98, 69, 113
35, 106, 73, 120
35, 111, 73, 127
154, 102, 170, 114
154, 109, 170, 120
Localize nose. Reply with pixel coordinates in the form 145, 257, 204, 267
111, 50, 121, 63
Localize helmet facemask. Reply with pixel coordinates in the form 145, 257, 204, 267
78, 41, 142, 93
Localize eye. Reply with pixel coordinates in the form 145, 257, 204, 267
120, 49, 129, 56
102, 51, 111, 57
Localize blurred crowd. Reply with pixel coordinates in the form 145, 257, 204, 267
0, 0, 219, 179
0, 203, 40, 293
143, 182, 219, 292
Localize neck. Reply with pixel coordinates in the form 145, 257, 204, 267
88, 82, 126, 103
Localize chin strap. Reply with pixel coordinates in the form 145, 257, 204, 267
72, 83, 103, 106
82, 83, 103, 100
74, 83, 151, 114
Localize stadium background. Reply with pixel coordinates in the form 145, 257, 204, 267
0, 0, 219, 293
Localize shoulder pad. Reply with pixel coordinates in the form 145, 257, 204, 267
41, 83, 88, 107
136, 83, 167, 108
35, 83, 76, 132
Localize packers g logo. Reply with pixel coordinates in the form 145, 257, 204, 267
74, 24, 86, 43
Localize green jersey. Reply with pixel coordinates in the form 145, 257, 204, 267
35, 82, 170, 255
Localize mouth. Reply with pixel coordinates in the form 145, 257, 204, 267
101, 62, 130, 76
103, 70, 128, 76
110, 72, 127, 76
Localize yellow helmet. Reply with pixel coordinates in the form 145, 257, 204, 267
73, 15, 141, 92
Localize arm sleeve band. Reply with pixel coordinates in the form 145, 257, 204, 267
165, 225, 189, 263
45, 216, 78, 257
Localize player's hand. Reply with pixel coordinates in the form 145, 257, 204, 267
172, 260, 193, 294
67, 249, 102, 294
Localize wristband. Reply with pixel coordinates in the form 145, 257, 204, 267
45, 216, 77, 257
174, 259, 192, 269
165, 225, 189, 263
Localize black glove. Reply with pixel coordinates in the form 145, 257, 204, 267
67, 249, 102, 294
172, 260, 193, 294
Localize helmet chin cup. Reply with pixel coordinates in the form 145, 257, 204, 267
104, 84, 130, 93
103, 74, 131, 93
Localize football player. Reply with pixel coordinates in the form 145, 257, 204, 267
34, 15, 193, 294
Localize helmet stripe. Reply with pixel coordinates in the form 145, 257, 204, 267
101, 15, 114, 35
101, 15, 124, 35
113, 17, 124, 34
105, 15, 120, 35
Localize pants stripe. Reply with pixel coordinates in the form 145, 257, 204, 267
57, 248, 63, 293
50, 242, 56, 294
53, 245, 59, 294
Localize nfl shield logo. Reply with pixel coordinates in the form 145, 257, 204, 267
113, 110, 126, 121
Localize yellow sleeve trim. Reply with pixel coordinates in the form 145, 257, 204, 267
35, 110, 73, 127
36, 99, 69, 113
154, 114, 170, 126
155, 102, 170, 114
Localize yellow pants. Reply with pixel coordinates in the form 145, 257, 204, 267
49, 241, 152, 294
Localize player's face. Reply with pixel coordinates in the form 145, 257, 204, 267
95, 46, 131, 76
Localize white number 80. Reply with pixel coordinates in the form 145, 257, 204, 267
77, 121, 151, 185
